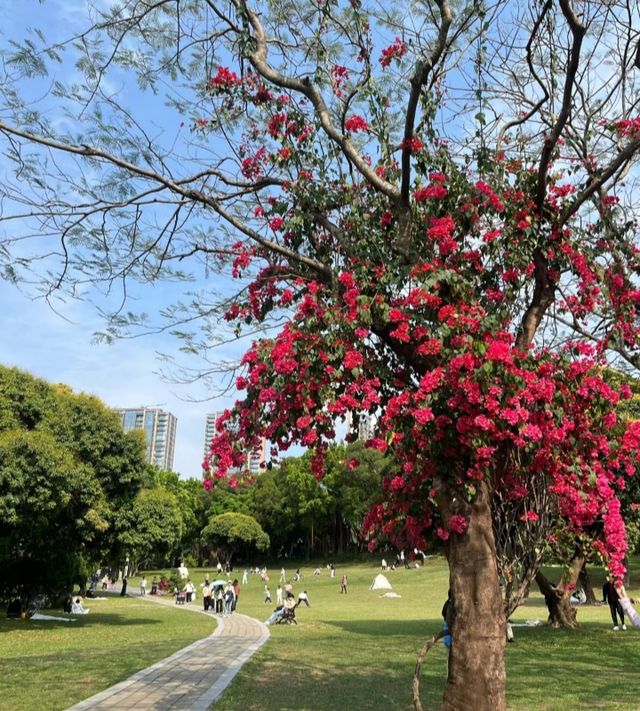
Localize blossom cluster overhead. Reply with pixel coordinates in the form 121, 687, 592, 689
198, 63, 640, 581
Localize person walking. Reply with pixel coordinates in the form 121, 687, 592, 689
202, 582, 212, 611
214, 585, 224, 614
603, 578, 626, 630
140, 576, 147, 596
232, 579, 241, 611
264, 585, 272, 603
120, 577, 128, 597
184, 580, 195, 603
223, 583, 235, 616
276, 584, 283, 606
280, 567, 286, 582
340, 574, 348, 594
242, 569, 249, 585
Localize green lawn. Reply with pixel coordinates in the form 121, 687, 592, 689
203, 559, 639, 711
0, 593, 215, 711
2, 560, 638, 711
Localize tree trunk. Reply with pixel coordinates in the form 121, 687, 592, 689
440, 480, 506, 711
579, 562, 597, 604
534, 554, 584, 629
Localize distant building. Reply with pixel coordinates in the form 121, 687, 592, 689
204, 412, 267, 475
345, 411, 377, 442
357, 412, 376, 441
116, 407, 177, 470
203, 412, 218, 460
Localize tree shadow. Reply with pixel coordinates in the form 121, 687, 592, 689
25, 612, 164, 628
323, 617, 443, 637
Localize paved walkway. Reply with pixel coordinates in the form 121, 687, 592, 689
66, 593, 269, 711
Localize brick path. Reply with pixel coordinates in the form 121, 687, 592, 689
65, 594, 269, 711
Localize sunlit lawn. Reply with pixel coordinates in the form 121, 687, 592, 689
2, 559, 639, 711
0, 593, 215, 711
202, 558, 640, 711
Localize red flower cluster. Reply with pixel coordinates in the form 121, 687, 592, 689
208, 66, 241, 93
380, 37, 408, 68
344, 115, 370, 133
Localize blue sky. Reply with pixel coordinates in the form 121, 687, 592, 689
0, 0, 248, 478
0, 275, 229, 478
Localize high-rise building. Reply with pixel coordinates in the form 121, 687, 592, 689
204, 412, 267, 474
357, 412, 376, 442
116, 407, 177, 470
344, 411, 377, 442
203, 412, 218, 460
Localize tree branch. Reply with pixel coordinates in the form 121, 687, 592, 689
234, 0, 400, 202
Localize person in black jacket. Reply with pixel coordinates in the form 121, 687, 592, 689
603, 578, 626, 630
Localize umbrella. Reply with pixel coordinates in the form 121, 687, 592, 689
212, 579, 227, 587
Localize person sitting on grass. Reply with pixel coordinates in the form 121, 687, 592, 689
71, 597, 89, 614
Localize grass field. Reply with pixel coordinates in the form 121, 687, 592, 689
1, 558, 638, 710
0, 593, 215, 711
202, 559, 640, 711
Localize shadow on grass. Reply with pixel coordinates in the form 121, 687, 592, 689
222, 653, 448, 711
21, 612, 165, 629
505, 625, 639, 709
323, 617, 443, 637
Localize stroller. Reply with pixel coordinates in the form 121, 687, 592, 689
275, 605, 297, 625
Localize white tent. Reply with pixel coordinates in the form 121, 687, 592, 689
369, 573, 393, 590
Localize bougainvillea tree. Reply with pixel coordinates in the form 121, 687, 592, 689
2, 1, 640, 709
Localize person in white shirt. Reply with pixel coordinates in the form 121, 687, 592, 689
296, 591, 310, 608
71, 597, 89, 614
617, 585, 640, 628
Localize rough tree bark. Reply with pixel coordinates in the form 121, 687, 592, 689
535, 554, 585, 629
579, 563, 597, 605
441, 480, 506, 711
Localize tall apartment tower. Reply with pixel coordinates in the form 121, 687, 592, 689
116, 407, 178, 470
203, 412, 218, 461
204, 412, 267, 474
357, 412, 376, 442
344, 411, 377, 442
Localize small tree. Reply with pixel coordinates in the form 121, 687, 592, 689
115, 487, 184, 573
201, 512, 269, 564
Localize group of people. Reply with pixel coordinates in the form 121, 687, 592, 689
201, 576, 240, 615
264, 580, 311, 625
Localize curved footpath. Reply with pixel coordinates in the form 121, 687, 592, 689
65, 591, 269, 711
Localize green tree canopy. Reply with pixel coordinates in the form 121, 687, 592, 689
201, 512, 269, 562
115, 486, 183, 572
0, 365, 148, 602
